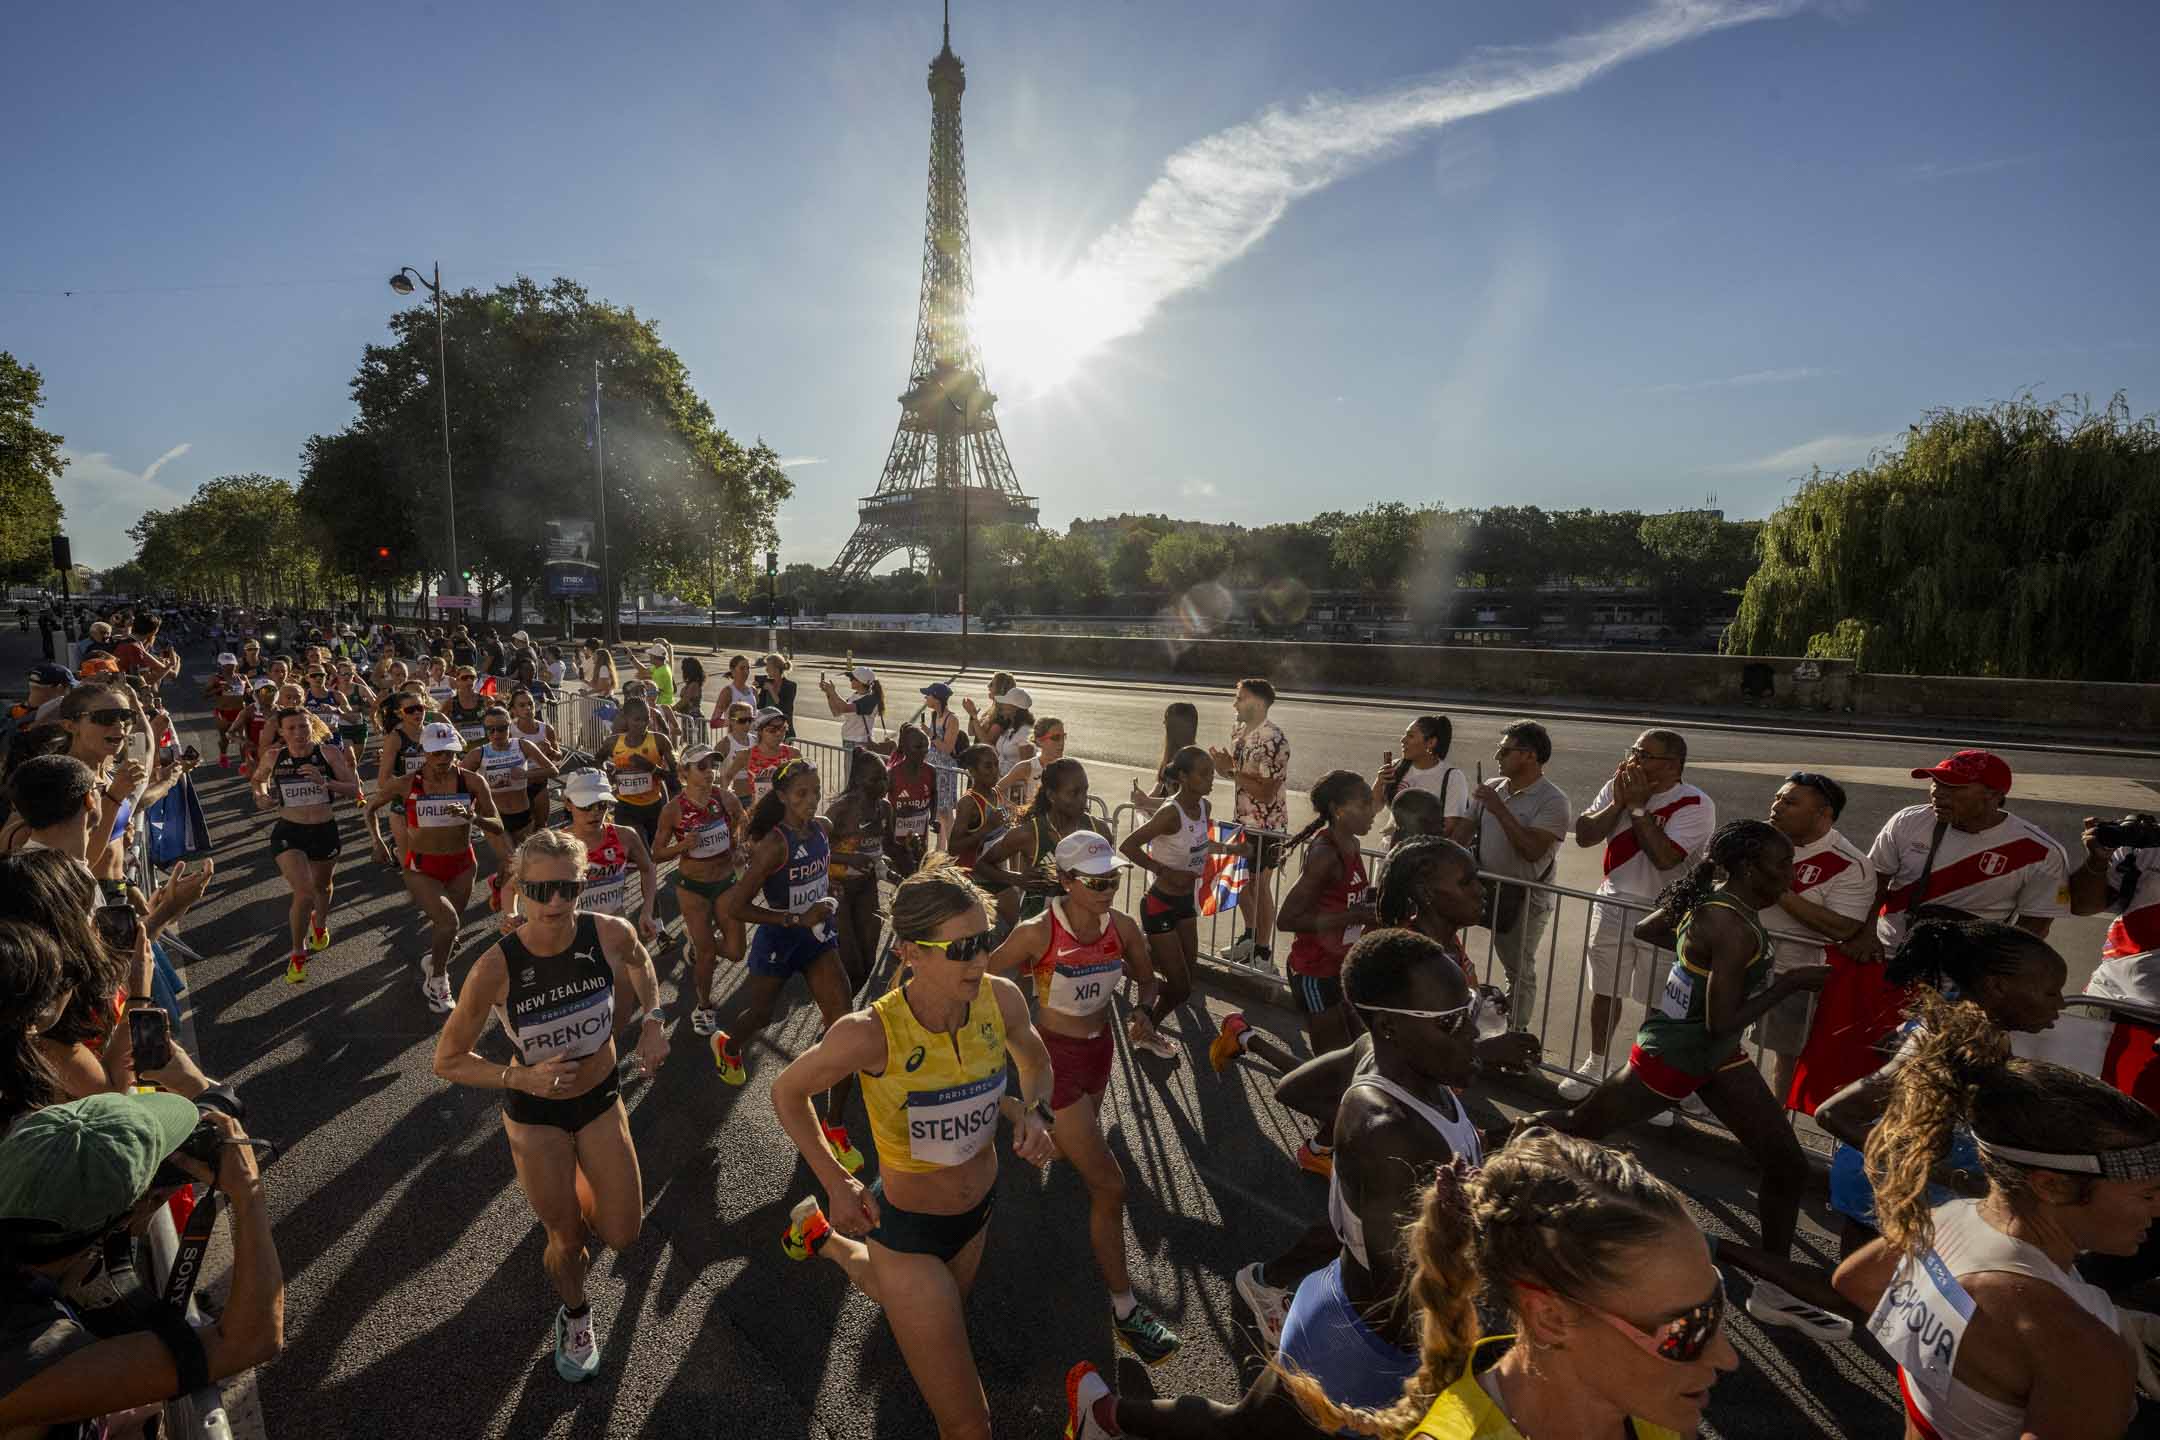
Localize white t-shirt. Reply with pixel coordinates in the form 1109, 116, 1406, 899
2100, 846, 2160, 961
1392, 761, 1471, 818
1758, 828, 1875, 972
1589, 779, 1716, 900
1866, 804, 2070, 951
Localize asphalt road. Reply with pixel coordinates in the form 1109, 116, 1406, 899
59, 631, 2160, 1440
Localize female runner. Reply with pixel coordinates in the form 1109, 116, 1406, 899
432, 827, 668, 1385
463, 703, 560, 908
823, 748, 896, 993
978, 757, 1099, 925
738, 708, 798, 807
1278, 771, 1383, 1062
776, 857, 1056, 1440
366, 721, 504, 1012
651, 743, 746, 1038
988, 830, 1180, 1364
251, 706, 360, 982
370, 687, 432, 866
715, 761, 862, 1171
541, 771, 661, 943
1117, 746, 1218, 1060
603, 697, 677, 851
886, 723, 937, 878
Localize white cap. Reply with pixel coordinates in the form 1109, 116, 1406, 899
511, 630, 530, 643
216, 652, 237, 666
647, 644, 668, 659
850, 664, 876, 685
419, 722, 465, 753
1055, 831, 1127, 876
753, 707, 787, 730
562, 770, 616, 807
680, 742, 719, 767
996, 686, 1033, 710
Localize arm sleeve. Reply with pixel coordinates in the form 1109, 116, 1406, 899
1867, 813, 1904, 880
1530, 785, 1571, 839
1823, 854, 1879, 922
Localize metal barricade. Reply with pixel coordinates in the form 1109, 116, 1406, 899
146, 1205, 236, 1439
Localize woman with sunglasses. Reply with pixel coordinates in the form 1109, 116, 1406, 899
367, 721, 504, 1012
885, 723, 937, 879
51, 685, 147, 879
464, 703, 561, 907
432, 826, 669, 1385
300, 663, 347, 753
738, 708, 797, 807
776, 856, 1057, 1440
987, 830, 1180, 1364
823, 747, 897, 994
978, 756, 1097, 926
444, 666, 491, 747
253, 706, 361, 982
1064, 929, 1495, 1437
369, 688, 434, 867
330, 660, 375, 761
652, 743, 747, 1038
604, 697, 677, 852
546, 772, 661, 945
1118, 745, 1219, 1061
715, 761, 863, 1171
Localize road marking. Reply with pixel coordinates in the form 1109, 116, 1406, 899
1691, 760, 2160, 812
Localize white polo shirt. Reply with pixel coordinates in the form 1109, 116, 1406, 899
1759, 828, 1875, 971
1866, 804, 2070, 951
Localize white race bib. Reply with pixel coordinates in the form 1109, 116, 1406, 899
1867, 1250, 1972, 1402
581, 868, 629, 915
615, 769, 655, 797
789, 872, 829, 912
1656, 963, 1697, 1021
1047, 959, 1122, 1017
279, 775, 329, 809
413, 794, 471, 829
689, 819, 732, 860
896, 809, 930, 837
482, 747, 525, 791
903, 1072, 1007, 1167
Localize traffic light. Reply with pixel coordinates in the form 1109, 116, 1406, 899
367, 545, 397, 575
766, 550, 778, 577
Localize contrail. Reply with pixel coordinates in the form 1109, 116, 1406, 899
140, 442, 191, 485
982, 0, 1797, 393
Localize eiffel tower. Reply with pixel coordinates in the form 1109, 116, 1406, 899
829, 3, 1038, 584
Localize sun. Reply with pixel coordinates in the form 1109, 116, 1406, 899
970, 256, 1138, 399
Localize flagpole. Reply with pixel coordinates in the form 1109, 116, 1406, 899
593, 359, 617, 645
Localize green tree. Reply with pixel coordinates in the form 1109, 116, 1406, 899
0, 353, 66, 585
131, 474, 323, 605
1728, 395, 2160, 678
1330, 502, 1437, 591
1147, 531, 1232, 592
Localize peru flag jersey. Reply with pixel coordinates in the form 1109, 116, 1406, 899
2101, 847, 2160, 961
1867, 804, 2069, 951
1590, 780, 1715, 900
1758, 829, 1875, 971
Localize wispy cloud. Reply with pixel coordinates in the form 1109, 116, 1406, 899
139, 442, 191, 485
55, 443, 196, 568
1710, 430, 1900, 476
977, 0, 1800, 394
1643, 366, 1826, 393
777, 455, 826, 469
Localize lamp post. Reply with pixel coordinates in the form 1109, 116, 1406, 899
388, 263, 460, 605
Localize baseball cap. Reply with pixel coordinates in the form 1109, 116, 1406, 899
0, 1092, 200, 1248
563, 770, 617, 807
753, 706, 787, 730
511, 630, 531, 643
419, 721, 465, 753
850, 664, 876, 686
1055, 831, 1128, 877
920, 682, 953, 702
28, 662, 73, 687
647, 645, 668, 660
1911, 749, 2012, 794
680, 742, 719, 767
996, 686, 1033, 710
214, 652, 238, 666
76, 656, 118, 678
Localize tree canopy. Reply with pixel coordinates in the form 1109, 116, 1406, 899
1727, 395, 2160, 679
131, 474, 324, 606
0, 353, 66, 585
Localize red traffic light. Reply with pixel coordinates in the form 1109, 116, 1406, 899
375, 546, 391, 559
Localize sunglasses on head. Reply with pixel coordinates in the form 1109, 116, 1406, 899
521, 879, 581, 903
1522, 1274, 1726, 1364
1068, 873, 1119, 893
910, 932, 994, 964
1358, 988, 1483, 1036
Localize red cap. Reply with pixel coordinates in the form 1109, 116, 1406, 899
1911, 749, 2011, 794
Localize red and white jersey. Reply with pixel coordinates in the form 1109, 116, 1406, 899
1590, 780, 1715, 900
1867, 804, 2069, 951
1759, 828, 1875, 971
2100, 847, 2160, 961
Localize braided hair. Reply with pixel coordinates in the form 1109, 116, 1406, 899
1376, 837, 1478, 928
1653, 817, 1785, 922
1885, 917, 2061, 998
1284, 769, 1371, 852
1019, 757, 1085, 822
1283, 1128, 1692, 1437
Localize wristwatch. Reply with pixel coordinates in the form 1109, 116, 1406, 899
1628, 806, 1647, 819
1032, 1099, 1056, 1129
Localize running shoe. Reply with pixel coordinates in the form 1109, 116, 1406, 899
781, 1195, 832, 1261
1554, 1057, 1605, 1103
823, 1123, 864, 1175
1647, 1107, 1677, 1129
1233, 1262, 1291, 1352
1295, 1139, 1334, 1178
1745, 1279, 1853, 1343
1112, 1299, 1182, 1366
1208, 1012, 1251, 1073
284, 953, 307, 985
1127, 1014, 1179, 1061
553, 1305, 601, 1383
421, 972, 454, 1014
306, 923, 330, 952
711, 1031, 746, 1086
1063, 1360, 1121, 1439
1223, 934, 1257, 966
690, 1006, 717, 1037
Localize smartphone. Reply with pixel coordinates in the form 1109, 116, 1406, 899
129, 1007, 175, 1072
93, 904, 141, 952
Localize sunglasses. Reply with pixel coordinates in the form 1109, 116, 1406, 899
1524, 1275, 1727, 1364
1358, 988, 1483, 1036
400, 705, 424, 716
82, 708, 137, 727
484, 724, 509, 735
1627, 745, 1679, 763
521, 879, 581, 903
1068, 873, 1119, 893
910, 932, 994, 964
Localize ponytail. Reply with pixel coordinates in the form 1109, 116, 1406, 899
1286, 769, 1369, 853
1381, 716, 1453, 802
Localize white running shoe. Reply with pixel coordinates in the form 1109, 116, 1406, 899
1647, 1107, 1677, 1128
1223, 935, 1257, 966
1746, 1279, 1853, 1343
553, 1305, 601, 1382
1234, 1262, 1291, 1352
1128, 1015, 1180, 1061
1554, 1057, 1605, 1103
690, 1007, 717, 1037
421, 972, 454, 1014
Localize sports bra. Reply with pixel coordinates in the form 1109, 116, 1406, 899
610, 733, 664, 806
862, 983, 1008, 1175
1328, 1045, 1483, 1272
1034, 900, 1124, 1019
1147, 796, 1210, 881
674, 791, 733, 862
744, 744, 796, 801
829, 807, 885, 882
498, 912, 615, 1066
391, 730, 426, 778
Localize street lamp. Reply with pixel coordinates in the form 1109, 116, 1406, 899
388, 262, 460, 604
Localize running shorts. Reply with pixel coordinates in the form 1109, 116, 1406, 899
679, 873, 731, 901
1289, 971, 1345, 1016
1278, 1258, 1417, 1411
865, 1176, 994, 1263
747, 921, 836, 979
271, 818, 341, 862
503, 1068, 621, 1133
1141, 887, 1197, 935
1626, 1041, 1751, 1102
405, 847, 476, 884
1043, 1026, 1114, 1111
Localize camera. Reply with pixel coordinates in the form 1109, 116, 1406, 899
150, 1085, 247, 1191
2093, 814, 2160, 850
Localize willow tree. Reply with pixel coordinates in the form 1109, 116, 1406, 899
1728, 395, 2160, 680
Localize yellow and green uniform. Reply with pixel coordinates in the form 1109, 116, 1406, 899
1633, 895, 1773, 1079
609, 732, 666, 811
863, 981, 1008, 1175
1410, 1337, 1684, 1439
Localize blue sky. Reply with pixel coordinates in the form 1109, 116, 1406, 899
6, 0, 2157, 571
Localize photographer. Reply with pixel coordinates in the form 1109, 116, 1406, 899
2070, 812, 2160, 995
0, 1092, 283, 1436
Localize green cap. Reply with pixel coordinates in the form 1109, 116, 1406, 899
0, 1092, 200, 1242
